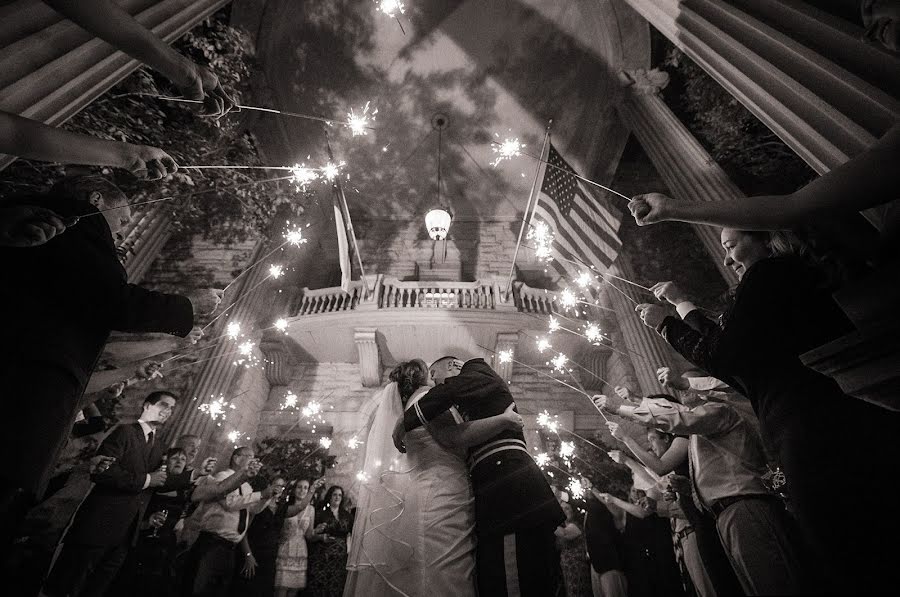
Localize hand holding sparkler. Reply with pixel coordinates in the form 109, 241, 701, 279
606, 421, 625, 441
120, 144, 178, 180
607, 450, 624, 464
185, 326, 204, 345
650, 281, 688, 306
656, 367, 689, 391
0, 205, 76, 247
628, 193, 675, 226
665, 473, 692, 498
135, 361, 163, 381
613, 386, 634, 403
174, 62, 237, 118
199, 457, 217, 476
635, 303, 669, 329
592, 393, 623, 414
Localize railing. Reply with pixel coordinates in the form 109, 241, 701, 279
289, 275, 586, 319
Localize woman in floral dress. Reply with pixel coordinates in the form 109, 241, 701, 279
275, 479, 317, 597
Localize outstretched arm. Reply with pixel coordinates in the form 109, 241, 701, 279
428, 404, 522, 449
191, 471, 248, 503
629, 123, 900, 230
617, 433, 688, 478
0, 111, 176, 179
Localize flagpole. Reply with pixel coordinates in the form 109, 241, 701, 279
326, 135, 369, 294
505, 120, 552, 298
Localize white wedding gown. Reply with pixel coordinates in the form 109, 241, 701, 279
344, 385, 476, 597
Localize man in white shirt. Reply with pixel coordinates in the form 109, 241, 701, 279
181, 446, 279, 597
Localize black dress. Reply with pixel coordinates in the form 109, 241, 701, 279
307, 507, 353, 597
621, 513, 686, 597
583, 496, 623, 575
659, 255, 900, 593
230, 501, 290, 597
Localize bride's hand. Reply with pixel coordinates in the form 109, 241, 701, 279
502, 403, 524, 431
392, 416, 407, 453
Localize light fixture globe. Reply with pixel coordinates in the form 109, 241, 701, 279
425, 208, 452, 240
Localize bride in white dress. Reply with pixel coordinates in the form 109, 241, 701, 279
344, 359, 523, 597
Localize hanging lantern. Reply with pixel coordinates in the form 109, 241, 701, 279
425, 208, 452, 240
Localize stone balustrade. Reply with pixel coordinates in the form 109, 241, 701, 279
289, 276, 589, 319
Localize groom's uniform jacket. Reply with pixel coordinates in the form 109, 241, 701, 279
404, 358, 564, 536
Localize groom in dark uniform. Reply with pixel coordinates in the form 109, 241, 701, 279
394, 356, 565, 596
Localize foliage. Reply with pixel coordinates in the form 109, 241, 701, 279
0, 12, 309, 244
660, 46, 816, 195
252, 436, 337, 492
539, 430, 631, 501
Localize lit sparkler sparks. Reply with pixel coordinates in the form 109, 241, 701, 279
319, 436, 333, 449
284, 224, 307, 246
490, 136, 525, 167
559, 288, 578, 309
567, 478, 585, 499
238, 341, 254, 356
536, 410, 560, 433
347, 102, 376, 136
498, 349, 513, 364
274, 318, 288, 333
559, 440, 575, 460
268, 264, 284, 279
584, 323, 603, 344
576, 271, 594, 288
347, 436, 362, 450
227, 430, 240, 443
281, 391, 299, 410
534, 452, 551, 468
356, 471, 371, 483
548, 317, 561, 333
302, 401, 323, 419
199, 395, 236, 421
320, 161, 344, 182
226, 321, 241, 339
290, 163, 318, 191
550, 352, 569, 373
527, 220, 553, 262
233, 341, 259, 368
536, 337, 552, 353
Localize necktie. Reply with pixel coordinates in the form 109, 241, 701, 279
146, 431, 155, 450
237, 485, 248, 533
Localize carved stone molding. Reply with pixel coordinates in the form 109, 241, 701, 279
619, 68, 670, 96
354, 327, 382, 387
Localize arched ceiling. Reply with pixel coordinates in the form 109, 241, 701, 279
235, 0, 649, 289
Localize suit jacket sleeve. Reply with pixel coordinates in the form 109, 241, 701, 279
658, 258, 789, 377
91, 425, 145, 493
111, 283, 194, 336
403, 362, 490, 431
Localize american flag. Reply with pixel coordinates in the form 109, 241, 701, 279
531, 143, 622, 279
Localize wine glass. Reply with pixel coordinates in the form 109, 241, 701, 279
150, 509, 169, 538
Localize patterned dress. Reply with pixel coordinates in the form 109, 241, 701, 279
275, 504, 315, 589
556, 522, 592, 597
307, 507, 354, 597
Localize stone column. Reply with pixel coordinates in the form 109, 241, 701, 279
617, 68, 738, 285
354, 328, 381, 387
119, 206, 172, 283
163, 239, 272, 445
601, 255, 676, 397
493, 332, 519, 383
618, 0, 900, 229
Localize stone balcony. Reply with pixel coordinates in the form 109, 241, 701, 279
266, 275, 610, 380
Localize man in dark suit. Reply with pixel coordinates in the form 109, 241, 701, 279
393, 356, 565, 597
0, 175, 221, 549
41, 390, 177, 597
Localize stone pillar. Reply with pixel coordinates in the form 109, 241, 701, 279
618, 0, 900, 229
493, 332, 519, 382
617, 68, 738, 285
119, 205, 172, 283
354, 328, 381, 387
164, 239, 272, 445
601, 256, 675, 397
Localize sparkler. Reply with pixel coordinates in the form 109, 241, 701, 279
226, 321, 242, 339
567, 477, 585, 499
584, 323, 604, 344
290, 163, 318, 191
534, 452, 551, 468
347, 102, 377, 137
321, 161, 345, 182
536, 410, 560, 433
227, 430, 241, 443
356, 471, 371, 483
281, 391, 299, 410
576, 271, 594, 288
268, 264, 285, 279
559, 440, 576, 461
274, 318, 289, 333
199, 395, 236, 421
301, 401, 323, 420
559, 289, 578, 309
490, 136, 525, 167
497, 349, 513, 364
375, 0, 404, 17
548, 317, 561, 333
284, 224, 308, 246
549, 353, 569, 373
526, 220, 553, 262
319, 436, 333, 450
347, 436, 362, 450
536, 337, 552, 353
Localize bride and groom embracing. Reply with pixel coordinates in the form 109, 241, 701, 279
344, 356, 565, 597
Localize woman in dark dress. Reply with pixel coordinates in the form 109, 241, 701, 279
307, 485, 353, 597
555, 501, 592, 597
640, 228, 900, 593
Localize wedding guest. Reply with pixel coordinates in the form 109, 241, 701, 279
636, 229, 900, 592
181, 447, 280, 596
628, 122, 900, 230
307, 485, 353, 597
0, 175, 222, 550
596, 487, 685, 597
581, 478, 626, 597
555, 501, 592, 597
232, 476, 323, 597
41, 391, 177, 597
275, 479, 318, 597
